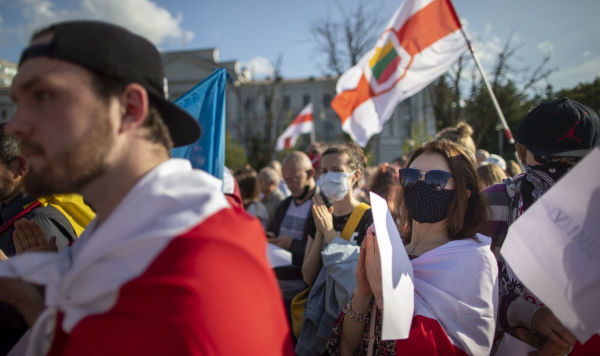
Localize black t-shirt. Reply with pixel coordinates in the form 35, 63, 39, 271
332, 207, 373, 246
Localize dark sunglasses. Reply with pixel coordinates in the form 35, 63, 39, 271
398, 168, 452, 191
533, 154, 579, 165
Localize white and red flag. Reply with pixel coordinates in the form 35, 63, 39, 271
276, 103, 313, 151
332, 0, 467, 147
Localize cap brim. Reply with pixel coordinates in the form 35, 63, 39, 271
150, 93, 202, 147
526, 145, 591, 158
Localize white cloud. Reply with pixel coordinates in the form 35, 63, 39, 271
537, 41, 555, 55
582, 51, 592, 58
549, 57, 600, 89
16, 0, 194, 46
242, 56, 274, 79
484, 23, 493, 36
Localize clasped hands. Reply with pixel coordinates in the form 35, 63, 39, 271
355, 225, 383, 311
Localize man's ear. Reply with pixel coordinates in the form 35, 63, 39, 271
10, 156, 28, 179
118, 83, 149, 133
306, 168, 315, 179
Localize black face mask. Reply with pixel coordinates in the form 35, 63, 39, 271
525, 162, 573, 200
294, 185, 311, 201
404, 181, 454, 223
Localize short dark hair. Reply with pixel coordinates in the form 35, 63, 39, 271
0, 125, 21, 164
397, 139, 489, 241
88, 72, 174, 151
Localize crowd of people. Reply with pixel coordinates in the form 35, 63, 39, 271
0, 19, 598, 356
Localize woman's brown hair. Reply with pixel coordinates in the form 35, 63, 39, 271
396, 139, 489, 242
235, 169, 260, 209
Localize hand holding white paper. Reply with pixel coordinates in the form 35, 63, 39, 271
267, 242, 292, 268
501, 148, 600, 343
369, 192, 414, 340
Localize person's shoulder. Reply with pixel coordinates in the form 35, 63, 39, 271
273, 189, 286, 200
182, 206, 265, 248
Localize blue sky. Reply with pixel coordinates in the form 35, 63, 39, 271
0, 0, 598, 93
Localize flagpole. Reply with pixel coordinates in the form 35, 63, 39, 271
310, 103, 316, 144
458, 28, 515, 146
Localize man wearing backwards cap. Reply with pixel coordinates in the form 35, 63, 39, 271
485, 98, 600, 355
0, 20, 293, 355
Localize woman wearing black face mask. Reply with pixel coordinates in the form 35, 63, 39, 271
328, 140, 497, 356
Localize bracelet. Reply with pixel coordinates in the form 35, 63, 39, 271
343, 300, 370, 322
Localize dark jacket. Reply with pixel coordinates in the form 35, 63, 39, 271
267, 186, 329, 280
0, 192, 78, 355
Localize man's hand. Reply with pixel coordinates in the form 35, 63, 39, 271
268, 235, 293, 250
0, 249, 7, 261
13, 219, 58, 254
528, 339, 571, 356
531, 307, 576, 352
0, 277, 45, 327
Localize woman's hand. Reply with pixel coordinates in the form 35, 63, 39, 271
355, 239, 372, 300
312, 194, 336, 243
364, 225, 383, 311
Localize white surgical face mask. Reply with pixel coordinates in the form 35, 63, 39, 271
318, 171, 354, 201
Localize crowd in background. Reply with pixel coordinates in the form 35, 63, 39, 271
0, 18, 598, 356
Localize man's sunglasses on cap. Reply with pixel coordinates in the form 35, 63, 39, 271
398, 168, 452, 191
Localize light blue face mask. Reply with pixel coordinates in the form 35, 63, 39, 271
318, 171, 354, 201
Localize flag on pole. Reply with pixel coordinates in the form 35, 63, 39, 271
276, 103, 314, 151
331, 0, 467, 147
171, 68, 227, 179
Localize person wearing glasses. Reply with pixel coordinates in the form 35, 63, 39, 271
267, 151, 330, 328
485, 98, 600, 355
328, 139, 498, 356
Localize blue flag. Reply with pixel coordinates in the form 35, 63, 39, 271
171, 68, 227, 179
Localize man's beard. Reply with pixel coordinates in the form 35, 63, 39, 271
23, 110, 114, 197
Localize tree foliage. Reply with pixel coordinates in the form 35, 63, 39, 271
310, 1, 382, 76
431, 33, 556, 159
554, 76, 600, 114
230, 55, 284, 170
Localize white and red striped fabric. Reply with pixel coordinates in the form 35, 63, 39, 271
0, 159, 293, 356
276, 103, 313, 151
396, 235, 498, 355
332, 0, 467, 147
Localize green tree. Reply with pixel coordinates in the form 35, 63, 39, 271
555, 76, 600, 114
225, 132, 247, 172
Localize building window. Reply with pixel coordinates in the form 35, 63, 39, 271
244, 97, 254, 111
303, 94, 311, 106
322, 94, 332, 108
283, 96, 291, 110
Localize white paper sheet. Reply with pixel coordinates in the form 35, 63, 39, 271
369, 192, 414, 340
500, 148, 600, 343
266, 242, 292, 268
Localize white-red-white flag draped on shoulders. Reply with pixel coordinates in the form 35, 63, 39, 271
332, 0, 467, 147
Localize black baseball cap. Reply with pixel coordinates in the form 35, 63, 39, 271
517, 98, 599, 158
18, 20, 201, 147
